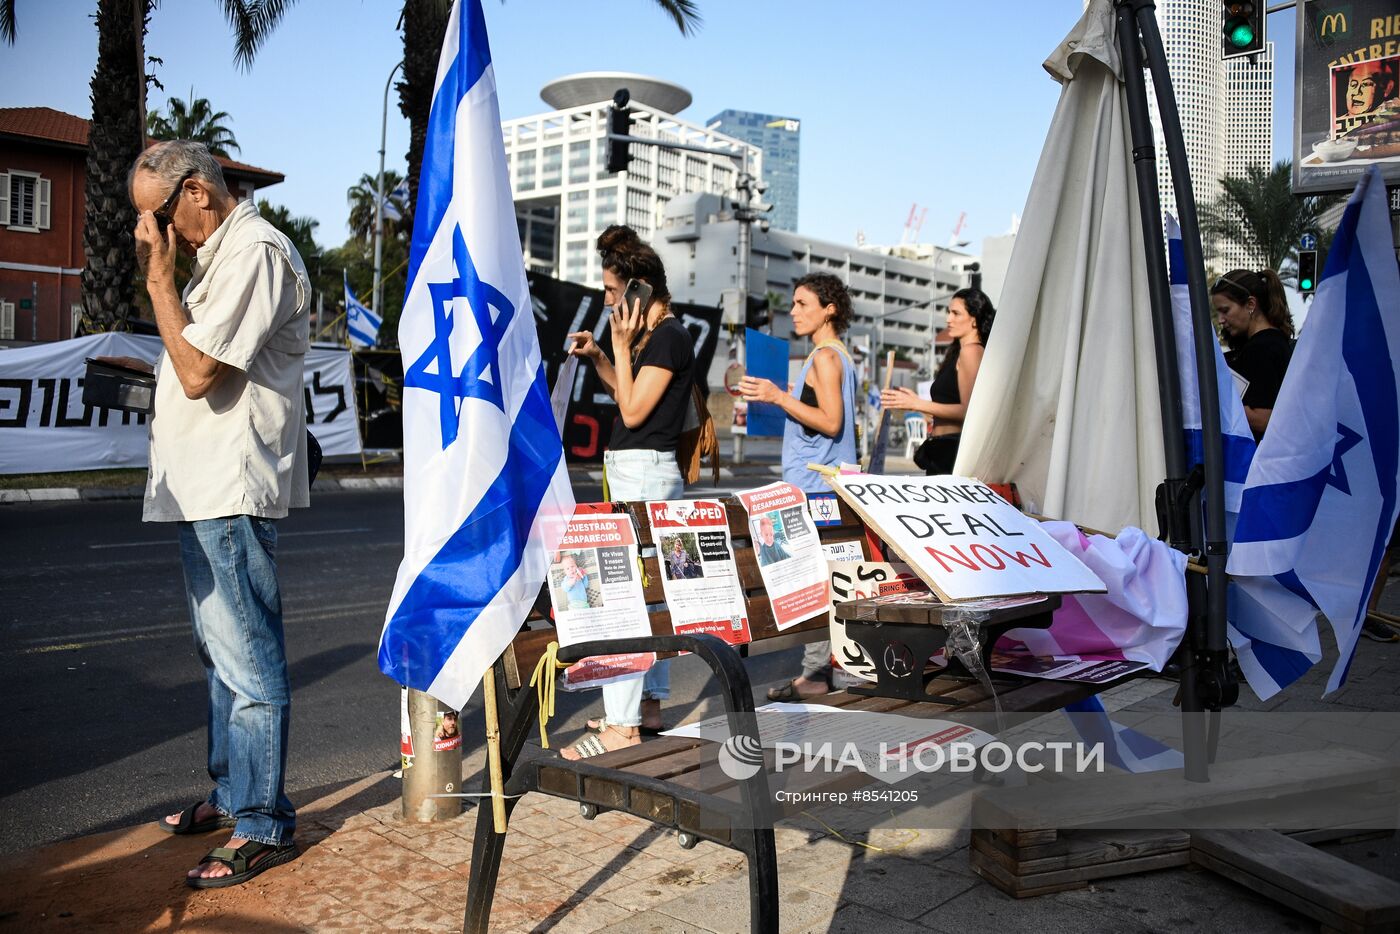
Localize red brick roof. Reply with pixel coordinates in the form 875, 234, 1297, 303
0, 106, 284, 186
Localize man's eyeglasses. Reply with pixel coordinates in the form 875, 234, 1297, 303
153, 171, 196, 234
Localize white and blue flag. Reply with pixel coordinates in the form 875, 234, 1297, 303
1167, 216, 1322, 699
1227, 166, 1400, 696
344, 272, 382, 348
378, 0, 574, 709
383, 179, 409, 224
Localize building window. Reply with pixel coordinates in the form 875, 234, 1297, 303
516, 150, 536, 191
568, 141, 590, 184
541, 145, 563, 188
0, 301, 13, 340
567, 190, 589, 235
71, 304, 84, 338
595, 186, 617, 227
1, 171, 52, 231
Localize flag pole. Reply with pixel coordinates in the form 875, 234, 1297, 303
481, 666, 508, 833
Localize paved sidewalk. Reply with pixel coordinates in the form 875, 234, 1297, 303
4, 656, 1398, 933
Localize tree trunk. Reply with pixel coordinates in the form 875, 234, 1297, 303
81, 0, 150, 334
397, 0, 449, 231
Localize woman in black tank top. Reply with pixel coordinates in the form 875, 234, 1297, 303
881, 288, 996, 475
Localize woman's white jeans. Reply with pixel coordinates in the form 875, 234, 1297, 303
601, 449, 683, 726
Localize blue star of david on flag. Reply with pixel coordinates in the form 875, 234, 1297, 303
403, 225, 515, 449
1228, 165, 1400, 697
378, 0, 573, 710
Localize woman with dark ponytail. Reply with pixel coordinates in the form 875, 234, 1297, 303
1210, 267, 1294, 439
881, 287, 995, 475
563, 225, 695, 758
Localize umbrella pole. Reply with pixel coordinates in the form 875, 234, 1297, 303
1113, 0, 1233, 782
1132, 4, 1235, 698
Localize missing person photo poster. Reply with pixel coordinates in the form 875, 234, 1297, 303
1294, 0, 1400, 193
547, 507, 656, 690
645, 500, 752, 646
737, 482, 834, 631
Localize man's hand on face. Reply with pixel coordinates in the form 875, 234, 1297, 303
134, 211, 178, 286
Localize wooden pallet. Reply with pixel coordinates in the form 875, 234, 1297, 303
970, 826, 1393, 899
969, 747, 1399, 904
1192, 830, 1400, 934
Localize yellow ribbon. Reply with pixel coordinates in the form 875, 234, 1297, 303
528, 640, 571, 750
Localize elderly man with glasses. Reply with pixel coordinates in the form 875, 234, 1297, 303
122, 140, 311, 888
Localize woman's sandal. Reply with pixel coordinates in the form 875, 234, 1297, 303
158, 802, 237, 836
765, 680, 829, 702
585, 717, 663, 737
563, 725, 639, 760
185, 839, 299, 890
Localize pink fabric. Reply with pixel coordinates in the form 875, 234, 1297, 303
996, 522, 1187, 671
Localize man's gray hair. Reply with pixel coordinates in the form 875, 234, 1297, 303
128, 140, 229, 199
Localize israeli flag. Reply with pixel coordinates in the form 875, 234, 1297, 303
1228, 166, 1400, 696
378, 0, 574, 709
383, 179, 409, 224
344, 272, 382, 348
1167, 216, 1321, 699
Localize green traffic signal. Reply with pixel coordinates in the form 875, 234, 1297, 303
1226, 20, 1254, 47
1299, 277, 1313, 291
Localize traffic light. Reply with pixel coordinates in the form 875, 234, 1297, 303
965, 262, 982, 292
1221, 1, 1265, 59
606, 89, 632, 174
1297, 249, 1318, 296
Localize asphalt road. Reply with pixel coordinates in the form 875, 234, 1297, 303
0, 480, 800, 851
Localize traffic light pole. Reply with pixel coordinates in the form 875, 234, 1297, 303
606, 100, 770, 465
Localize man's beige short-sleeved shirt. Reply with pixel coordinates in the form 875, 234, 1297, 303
143, 199, 312, 522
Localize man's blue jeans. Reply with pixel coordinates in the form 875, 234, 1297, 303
179, 516, 295, 846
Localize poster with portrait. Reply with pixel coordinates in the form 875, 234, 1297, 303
1293, 0, 1400, 194
736, 482, 833, 631
646, 500, 752, 646
547, 507, 656, 690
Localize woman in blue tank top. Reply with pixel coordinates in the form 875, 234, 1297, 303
738, 272, 857, 701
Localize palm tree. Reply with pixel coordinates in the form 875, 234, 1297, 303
1, 0, 298, 332
394, 0, 701, 230
147, 91, 241, 156
347, 170, 408, 242
1199, 160, 1344, 279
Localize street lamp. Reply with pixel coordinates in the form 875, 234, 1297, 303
372, 60, 405, 321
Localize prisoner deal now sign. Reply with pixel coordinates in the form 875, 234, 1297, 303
826, 474, 1106, 602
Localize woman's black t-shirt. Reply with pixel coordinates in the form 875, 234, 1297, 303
1226, 328, 1293, 411
609, 317, 695, 452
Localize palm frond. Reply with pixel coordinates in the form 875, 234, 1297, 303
650, 0, 701, 35
0, 0, 16, 44
219, 0, 299, 71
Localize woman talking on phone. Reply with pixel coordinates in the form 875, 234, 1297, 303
562, 225, 695, 759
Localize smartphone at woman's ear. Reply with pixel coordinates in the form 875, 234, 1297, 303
621, 278, 653, 314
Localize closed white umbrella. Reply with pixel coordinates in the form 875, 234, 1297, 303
954, 0, 1165, 535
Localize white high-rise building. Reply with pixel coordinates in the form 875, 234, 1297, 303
1221, 42, 1275, 269
1091, 0, 1274, 268
499, 73, 762, 288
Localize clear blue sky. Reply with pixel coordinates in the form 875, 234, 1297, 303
1, 0, 1297, 253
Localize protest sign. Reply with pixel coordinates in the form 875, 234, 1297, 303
989, 653, 1150, 684
0, 332, 360, 473
646, 500, 751, 646
827, 474, 1105, 601
547, 507, 655, 689
737, 482, 833, 631
829, 561, 931, 682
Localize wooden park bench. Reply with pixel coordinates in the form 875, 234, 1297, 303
462, 495, 1129, 934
